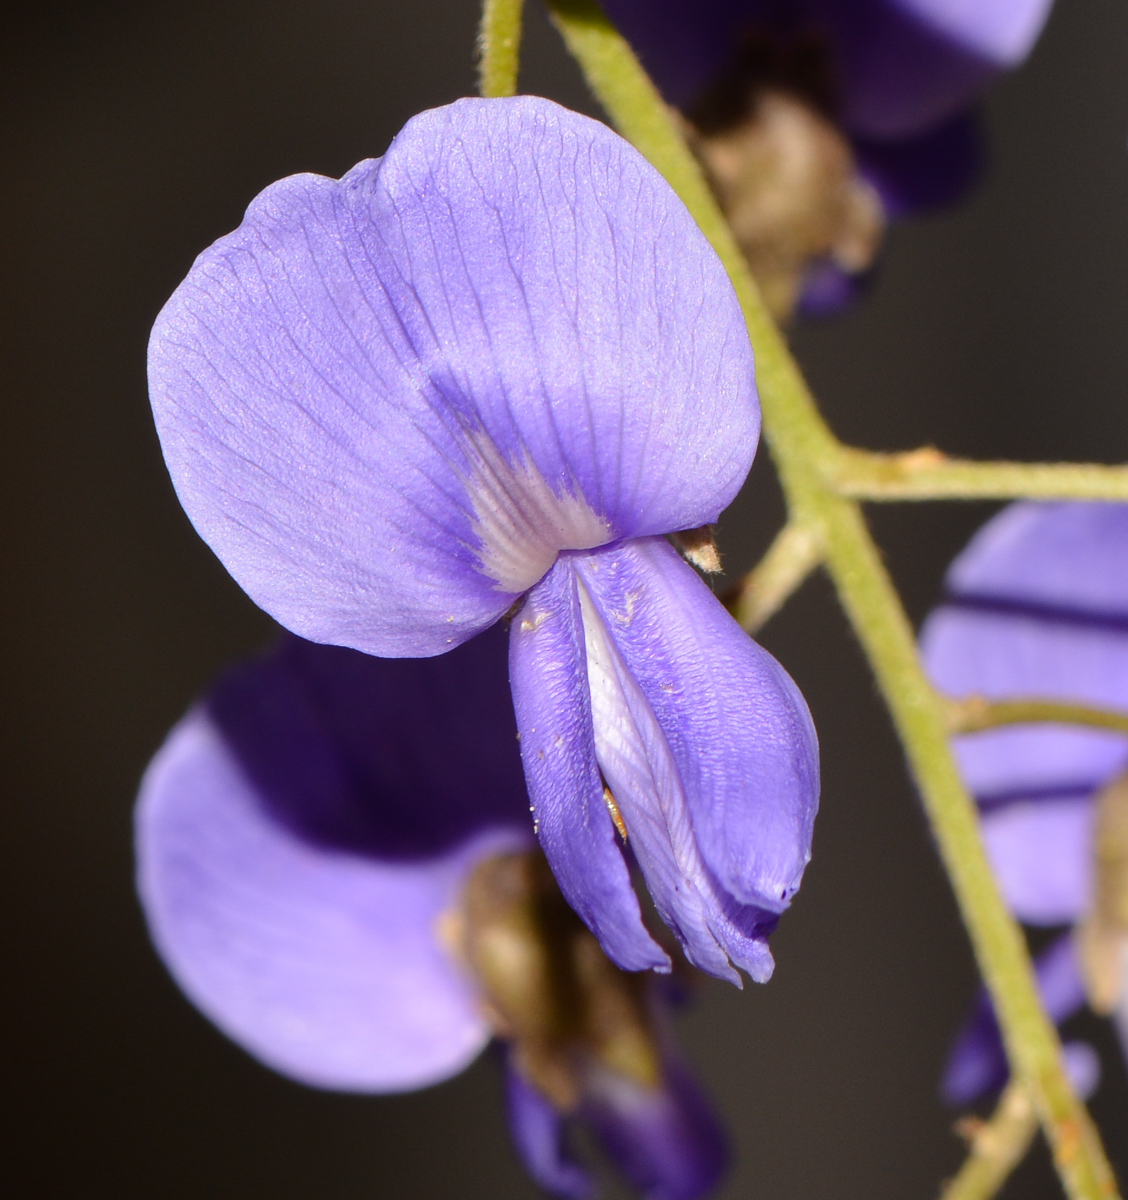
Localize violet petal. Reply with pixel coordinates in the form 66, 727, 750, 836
823, 0, 1050, 140
509, 556, 669, 973
505, 1059, 593, 1200
890, 0, 1053, 66
981, 799, 1093, 925
137, 709, 528, 1091
599, 0, 747, 109
922, 503, 1128, 809
577, 540, 818, 911
941, 502, 1128, 612
853, 109, 983, 219
1063, 1041, 1102, 1101
582, 1056, 729, 1200
206, 624, 530, 859
943, 932, 1089, 1105
573, 538, 818, 982
796, 259, 872, 319
601, 0, 1051, 140
149, 96, 756, 658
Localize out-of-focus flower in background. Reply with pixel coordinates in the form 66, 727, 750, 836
921, 502, 1128, 1105
138, 627, 728, 1199
147, 95, 819, 986
601, 0, 1054, 317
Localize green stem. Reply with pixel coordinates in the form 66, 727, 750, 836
545, 3, 1121, 1197
478, 0, 525, 97
725, 519, 823, 634
816, 497, 1116, 1200
831, 446, 1128, 502
946, 696, 1128, 738
942, 1082, 1040, 1200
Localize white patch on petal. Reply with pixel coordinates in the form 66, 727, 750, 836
576, 576, 741, 981
464, 432, 611, 594
576, 579, 694, 864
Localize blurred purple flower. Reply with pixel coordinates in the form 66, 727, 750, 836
139, 627, 727, 1198
921, 501, 1128, 1105
601, 0, 1052, 314
147, 96, 819, 986
602, 0, 1052, 137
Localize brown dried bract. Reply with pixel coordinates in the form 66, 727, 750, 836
682, 32, 883, 321
1078, 773, 1128, 1013
670, 524, 722, 574
458, 851, 661, 1110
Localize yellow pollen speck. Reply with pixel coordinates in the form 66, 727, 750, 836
603, 785, 628, 842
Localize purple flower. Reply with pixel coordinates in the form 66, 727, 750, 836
138, 628, 727, 1199
601, 0, 1052, 315
602, 0, 1051, 137
147, 96, 819, 986
921, 501, 1128, 1104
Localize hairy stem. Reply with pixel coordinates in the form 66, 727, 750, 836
725, 520, 823, 633
546, 3, 1120, 1196
816, 497, 1116, 1200
831, 446, 1128, 502
478, 0, 525, 97
946, 696, 1128, 738
942, 1083, 1040, 1200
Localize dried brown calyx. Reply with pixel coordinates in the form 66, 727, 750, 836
670, 524, 722, 575
1078, 772, 1128, 1013
449, 850, 662, 1111
684, 31, 884, 322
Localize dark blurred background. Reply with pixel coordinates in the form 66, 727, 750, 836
3, 0, 1128, 1196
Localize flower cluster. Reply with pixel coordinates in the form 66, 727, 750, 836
921, 502, 1128, 1104
601, 0, 1053, 316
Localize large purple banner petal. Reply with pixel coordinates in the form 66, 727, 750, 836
137, 710, 528, 1091
150, 96, 756, 657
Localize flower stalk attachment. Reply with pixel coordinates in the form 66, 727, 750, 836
942, 1081, 1040, 1200
830, 446, 1128, 503
946, 696, 1128, 738
726, 519, 823, 635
